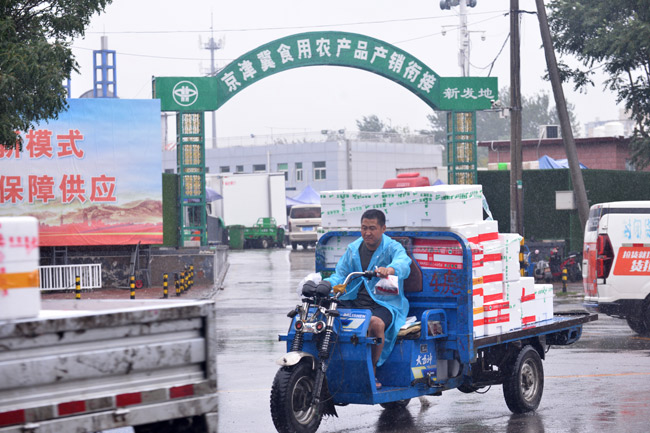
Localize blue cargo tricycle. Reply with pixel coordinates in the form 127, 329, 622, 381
270, 231, 596, 433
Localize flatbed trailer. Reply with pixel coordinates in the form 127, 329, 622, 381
0, 299, 218, 433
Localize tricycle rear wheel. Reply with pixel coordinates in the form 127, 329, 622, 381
270, 362, 322, 433
380, 399, 411, 410
502, 345, 544, 413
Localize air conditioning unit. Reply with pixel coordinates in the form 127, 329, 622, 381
540, 125, 560, 139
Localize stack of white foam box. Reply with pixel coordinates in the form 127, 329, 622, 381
0, 216, 41, 320
476, 221, 507, 335
320, 184, 484, 229
411, 231, 486, 338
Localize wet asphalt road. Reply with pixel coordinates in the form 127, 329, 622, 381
215, 249, 650, 433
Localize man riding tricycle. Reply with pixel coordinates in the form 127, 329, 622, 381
270, 209, 595, 433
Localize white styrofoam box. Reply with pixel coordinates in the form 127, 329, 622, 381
0, 283, 41, 321
317, 235, 357, 268
521, 280, 553, 302
0, 216, 39, 266
472, 287, 484, 308
482, 239, 503, 261
320, 188, 417, 228
321, 185, 483, 229
451, 223, 479, 244
484, 300, 510, 336
478, 220, 499, 243
473, 309, 485, 338
411, 238, 482, 270
503, 279, 524, 302
482, 259, 503, 285
500, 233, 523, 282
520, 282, 554, 325
521, 295, 554, 326
483, 281, 504, 303
407, 185, 483, 227
508, 303, 522, 331
0, 216, 40, 321
473, 285, 485, 338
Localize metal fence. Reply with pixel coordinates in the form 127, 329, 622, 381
39, 264, 103, 291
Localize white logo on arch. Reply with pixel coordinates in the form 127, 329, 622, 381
172, 81, 199, 107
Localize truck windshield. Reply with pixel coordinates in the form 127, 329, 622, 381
291, 207, 321, 219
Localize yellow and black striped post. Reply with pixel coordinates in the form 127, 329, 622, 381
163, 273, 168, 298
562, 268, 568, 293
180, 270, 186, 294
75, 275, 81, 300
189, 265, 194, 290
519, 237, 526, 277
175, 273, 180, 297
130, 275, 136, 299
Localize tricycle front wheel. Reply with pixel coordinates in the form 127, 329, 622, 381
270, 362, 322, 433
502, 345, 544, 413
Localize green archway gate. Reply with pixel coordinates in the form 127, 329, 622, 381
153, 31, 497, 245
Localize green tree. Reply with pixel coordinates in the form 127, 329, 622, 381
356, 114, 398, 134
426, 87, 579, 142
0, 0, 112, 148
548, 0, 650, 168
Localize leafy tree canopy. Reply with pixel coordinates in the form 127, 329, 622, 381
0, 0, 112, 148
548, 0, 650, 168
426, 87, 579, 143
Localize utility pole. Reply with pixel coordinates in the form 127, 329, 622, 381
510, 0, 524, 235
535, 0, 589, 228
459, 0, 469, 76
203, 14, 222, 149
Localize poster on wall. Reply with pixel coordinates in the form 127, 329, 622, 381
0, 98, 163, 246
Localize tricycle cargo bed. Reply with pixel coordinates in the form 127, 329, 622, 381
0, 299, 217, 432
474, 311, 598, 349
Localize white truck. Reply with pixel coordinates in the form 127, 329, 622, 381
583, 201, 650, 335
206, 173, 287, 228
0, 299, 218, 433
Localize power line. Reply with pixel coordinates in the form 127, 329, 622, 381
85, 10, 508, 35
72, 45, 234, 62
394, 11, 507, 45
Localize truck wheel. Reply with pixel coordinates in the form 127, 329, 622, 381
626, 316, 648, 335
261, 238, 270, 249
380, 399, 411, 410
503, 345, 544, 413
270, 363, 322, 433
292, 242, 298, 251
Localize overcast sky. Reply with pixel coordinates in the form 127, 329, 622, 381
70, 0, 621, 142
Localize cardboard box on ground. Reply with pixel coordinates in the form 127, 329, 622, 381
319, 185, 554, 339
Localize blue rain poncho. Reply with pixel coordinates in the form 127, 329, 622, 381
326, 234, 411, 366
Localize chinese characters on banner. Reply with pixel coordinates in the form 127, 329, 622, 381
0, 132, 116, 205
0, 98, 163, 247
208, 32, 497, 112
155, 32, 498, 112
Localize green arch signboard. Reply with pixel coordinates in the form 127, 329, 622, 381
154, 31, 498, 246
153, 31, 497, 112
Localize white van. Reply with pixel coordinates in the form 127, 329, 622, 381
583, 201, 650, 334
287, 204, 321, 250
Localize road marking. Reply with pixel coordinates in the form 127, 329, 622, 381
632, 336, 650, 341
547, 372, 650, 379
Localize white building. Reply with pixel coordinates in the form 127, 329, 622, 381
162, 132, 445, 193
